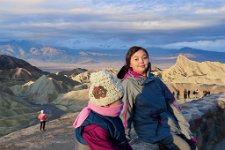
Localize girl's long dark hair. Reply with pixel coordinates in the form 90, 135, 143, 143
117, 65, 129, 79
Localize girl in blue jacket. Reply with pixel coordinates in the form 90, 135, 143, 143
117, 46, 197, 150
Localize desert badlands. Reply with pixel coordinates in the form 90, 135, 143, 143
0, 54, 225, 150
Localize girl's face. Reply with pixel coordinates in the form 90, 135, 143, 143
130, 49, 149, 76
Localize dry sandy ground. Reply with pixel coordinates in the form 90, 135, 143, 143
0, 112, 158, 150
0, 111, 224, 150
0, 113, 77, 150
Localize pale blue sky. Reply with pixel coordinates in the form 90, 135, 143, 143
1, 0, 225, 52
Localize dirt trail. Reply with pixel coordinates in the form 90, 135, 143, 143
0, 113, 77, 150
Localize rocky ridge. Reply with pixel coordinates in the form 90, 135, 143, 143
161, 55, 225, 85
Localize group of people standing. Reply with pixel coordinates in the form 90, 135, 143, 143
173, 89, 211, 100
73, 46, 197, 150
173, 89, 196, 100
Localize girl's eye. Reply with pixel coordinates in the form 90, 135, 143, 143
134, 58, 138, 61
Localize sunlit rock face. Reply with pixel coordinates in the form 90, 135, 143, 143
0, 55, 46, 83
161, 55, 225, 85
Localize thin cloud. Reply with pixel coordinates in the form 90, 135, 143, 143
28, 58, 124, 72
164, 39, 225, 52
153, 56, 178, 61
79, 51, 117, 57
196, 5, 225, 14
152, 54, 198, 61
41, 47, 61, 56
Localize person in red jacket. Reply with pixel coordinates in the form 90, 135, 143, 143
38, 110, 47, 131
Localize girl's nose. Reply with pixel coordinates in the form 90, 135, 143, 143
139, 59, 144, 63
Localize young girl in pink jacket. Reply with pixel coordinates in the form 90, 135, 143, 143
73, 71, 132, 150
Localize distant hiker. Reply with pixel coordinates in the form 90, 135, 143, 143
73, 71, 132, 150
184, 89, 188, 100
177, 90, 180, 100
117, 46, 197, 150
172, 91, 175, 96
193, 90, 196, 98
38, 110, 47, 131
188, 90, 191, 98
203, 90, 207, 97
203, 90, 210, 97
195, 89, 199, 98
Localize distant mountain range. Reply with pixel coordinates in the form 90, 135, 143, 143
0, 40, 225, 71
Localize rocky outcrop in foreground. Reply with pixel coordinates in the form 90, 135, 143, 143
0, 93, 225, 150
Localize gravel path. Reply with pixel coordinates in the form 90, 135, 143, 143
0, 113, 77, 150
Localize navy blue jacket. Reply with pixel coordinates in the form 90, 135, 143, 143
75, 111, 127, 146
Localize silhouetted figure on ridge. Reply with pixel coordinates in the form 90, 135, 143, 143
193, 91, 196, 98
184, 89, 187, 100
172, 91, 175, 96
195, 89, 199, 98
203, 90, 207, 97
176, 90, 180, 100
188, 90, 191, 98
203, 90, 211, 97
